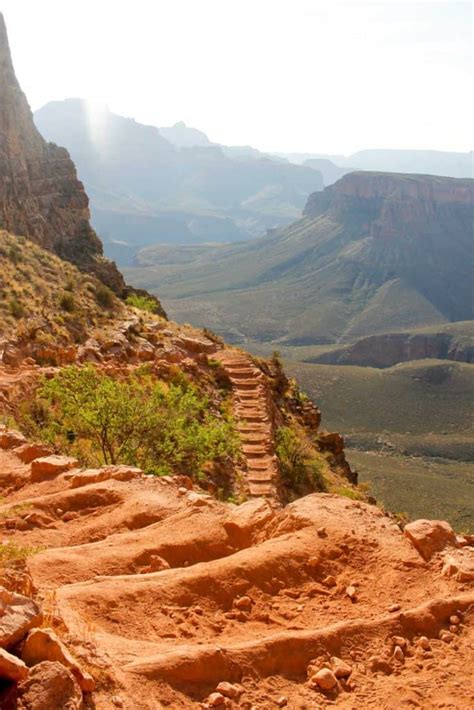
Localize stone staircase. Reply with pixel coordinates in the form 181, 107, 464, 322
217, 350, 279, 499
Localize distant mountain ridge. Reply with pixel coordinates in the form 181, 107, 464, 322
124, 171, 474, 345
276, 149, 473, 180
34, 100, 324, 264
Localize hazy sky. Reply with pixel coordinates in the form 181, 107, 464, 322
1, 0, 472, 154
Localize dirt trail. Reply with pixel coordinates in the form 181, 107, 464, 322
0, 443, 473, 709
217, 350, 280, 500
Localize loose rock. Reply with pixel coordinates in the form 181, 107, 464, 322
0, 647, 28, 681
17, 661, 82, 710
311, 668, 338, 690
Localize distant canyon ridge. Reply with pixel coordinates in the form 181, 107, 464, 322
34, 100, 473, 268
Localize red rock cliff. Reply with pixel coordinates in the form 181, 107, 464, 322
0, 13, 126, 293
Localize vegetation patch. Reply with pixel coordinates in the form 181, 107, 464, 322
18, 365, 240, 483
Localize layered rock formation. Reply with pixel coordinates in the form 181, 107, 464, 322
0, 14, 125, 295
134, 171, 473, 344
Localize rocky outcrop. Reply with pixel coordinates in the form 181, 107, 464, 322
307, 329, 474, 368
304, 171, 474, 220
0, 13, 164, 317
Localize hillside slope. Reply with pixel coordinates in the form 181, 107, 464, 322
125, 171, 474, 345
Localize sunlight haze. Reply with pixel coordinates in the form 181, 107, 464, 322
1, 0, 472, 154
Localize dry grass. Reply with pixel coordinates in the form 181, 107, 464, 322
0, 230, 124, 343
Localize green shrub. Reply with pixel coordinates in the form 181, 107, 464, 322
9, 298, 25, 319
20, 365, 239, 481
95, 284, 115, 309
125, 293, 160, 314
276, 426, 326, 493
59, 292, 76, 312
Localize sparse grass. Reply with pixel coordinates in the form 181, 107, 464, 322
0, 541, 44, 565
0, 230, 123, 342
125, 293, 161, 314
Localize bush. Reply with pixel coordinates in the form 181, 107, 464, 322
276, 426, 326, 493
95, 284, 115, 309
20, 365, 239, 481
59, 292, 76, 312
9, 298, 25, 319
126, 293, 161, 314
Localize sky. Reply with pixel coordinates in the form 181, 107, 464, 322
1, 0, 472, 154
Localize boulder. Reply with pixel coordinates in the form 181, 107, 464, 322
224, 498, 275, 545
17, 661, 83, 709
0, 586, 43, 649
22, 627, 95, 692
15, 443, 53, 464
30, 456, 78, 482
0, 429, 27, 450
311, 668, 338, 690
404, 519, 456, 560
0, 647, 28, 681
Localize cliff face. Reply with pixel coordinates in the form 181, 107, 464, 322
0, 14, 125, 294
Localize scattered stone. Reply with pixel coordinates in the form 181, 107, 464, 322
0, 647, 28, 681
207, 692, 226, 706
404, 519, 456, 560
449, 625, 459, 634
392, 635, 408, 649
62, 511, 79, 523
17, 661, 82, 710
439, 630, 454, 643
111, 697, 124, 708
418, 636, 431, 651
449, 614, 461, 625
311, 668, 338, 690
234, 596, 252, 610
276, 696, 288, 707
178, 487, 188, 496
31, 455, 78, 482
23, 511, 55, 529
317, 527, 327, 537
331, 656, 352, 678
0, 586, 43, 649
322, 575, 337, 588
22, 627, 95, 691
393, 645, 404, 662
147, 555, 170, 572
216, 681, 244, 700
368, 656, 393, 675
345, 585, 357, 601
388, 603, 401, 613
308, 556, 320, 569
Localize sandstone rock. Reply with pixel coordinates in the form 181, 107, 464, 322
317, 526, 327, 537
23, 512, 55, 529
404, 519, 456, 560
147, 555, 170, 572
2, 343, 22, 367
216, 681, 244, 699
368, 656, 393, 675
17, 661, 82, 709
207, 692, 226, 706
388, 603, 401, 612
345, 585, 357, 601
439, 630, 454, 643
330, 656, 352, 678
22, 627, 95, 691
322, 575, 337, 587
31, 455, 78, 482
277, 696, 288, 707
0, 16, 128, 297
311, 668, 338, 690
418, 636, 431, 651
0, 429, 27, 450
0, 586, 42, 649
68, 465, 141, 488
224, 498, 274, 545
234, 596, 252, 610
0, 647, 28, 681
15, 443, 53, 464
393, 645, 404, 662
450, 614, 461, 625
